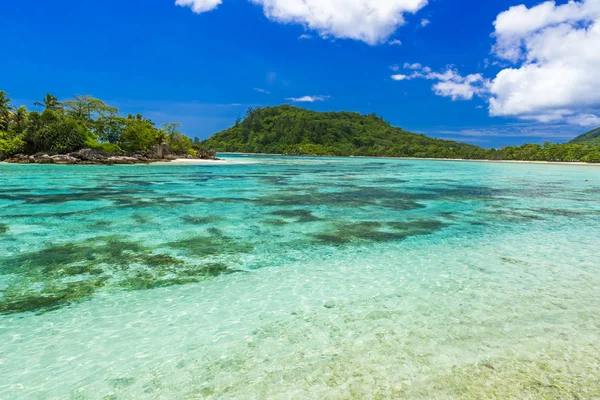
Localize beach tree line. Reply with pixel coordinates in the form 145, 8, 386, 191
0, 90, 201, 159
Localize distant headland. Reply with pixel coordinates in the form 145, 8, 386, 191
201, 105, 600, 163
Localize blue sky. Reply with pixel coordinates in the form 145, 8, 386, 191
2, 0, 599, 147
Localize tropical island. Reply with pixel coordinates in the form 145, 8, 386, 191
0, 91, 216, 164
2, 90, 600, 164
203, 105, 600, 163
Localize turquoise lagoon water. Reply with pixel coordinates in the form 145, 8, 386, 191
0, 155, 599, 399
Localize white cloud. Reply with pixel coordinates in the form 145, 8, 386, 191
420, 18, 430, 27
286, 95, 330, 102
249, 0, 428, 44
432, 79, 481, 101
178, 1, 429, 44
489, 0, 600, 125
254, 88, 270, 94
391, 63, 490, 100
175, 0, 222, 13
389, 39, 403, 46
298, 34, 313, 40
389, 64, 400, 71
567, 113, 600, 127
403, 62, 422, 70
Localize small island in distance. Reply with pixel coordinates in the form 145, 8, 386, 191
1, 90, 600, 164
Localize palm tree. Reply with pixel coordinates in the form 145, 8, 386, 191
0, 91, 12, 131
11, 106, 28, 132
34, 93, 61, 111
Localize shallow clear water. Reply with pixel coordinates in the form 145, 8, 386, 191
1, 155, 599, 399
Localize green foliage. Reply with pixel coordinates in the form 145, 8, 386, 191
25, 110, 90, 153
202, 105, 600, 163
118, 118, 159, 152
202, 105, 488, 159
0, 131, 25, 156
0, 90, 12, 131
62, 95, 118, 121
94, 116, 126, 144
569, 127, 600, 144
85, 138, 121, 155
0, 90, 192, 157
162, 122, 193, 154
34, 93, 62, 111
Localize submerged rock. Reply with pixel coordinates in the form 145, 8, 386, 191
324, 301, 336, 309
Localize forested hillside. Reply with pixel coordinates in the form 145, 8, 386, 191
569, 128, 600, 144
202, 106, 600, 162
202, 105, 488, 159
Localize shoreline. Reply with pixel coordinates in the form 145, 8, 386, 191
217, 152, 600, 167
2, 154, 599, 167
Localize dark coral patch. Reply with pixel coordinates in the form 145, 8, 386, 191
167, 235, 253, 258
269, 209, 322, 222
0, 278, 108, 315
313, 219, 449, 246
263, 219, 290, 226
314, 221, 406, 245
386, 219, 449, 234
181, 215, 222, 225
258, 187, 425, 211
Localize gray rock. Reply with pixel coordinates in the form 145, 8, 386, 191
36, 155, 55, 164
68, 149, 110, 161
150, 143, 174, 159
51, 154, 78, 164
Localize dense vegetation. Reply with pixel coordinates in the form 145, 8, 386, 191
202, 105, 488, 159
202, 105, 600, 163
0, 91, 202, 159
569, 127, 600, 145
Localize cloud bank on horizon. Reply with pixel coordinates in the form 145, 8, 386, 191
177, 0, 600, 128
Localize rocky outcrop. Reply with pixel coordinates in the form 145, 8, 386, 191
196, 149, 217, 160
4, 145, 218, 165
0, 151, 6, 161
68, 149, 111, 161
149, 143, 176, 160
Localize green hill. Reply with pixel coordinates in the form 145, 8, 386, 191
569, 127, 600, 144
201, 105, 488, 159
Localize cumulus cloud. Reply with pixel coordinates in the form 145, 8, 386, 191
175, 0, 222, 13
251, 0, 429, 44
286, 95, 330, 102
179, 0, 428, 44
489, 0, 600, 125
420, 18, 430, 27
389, 39, 403, 46
403, 62, 422, 70
391, 64, 490, 100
